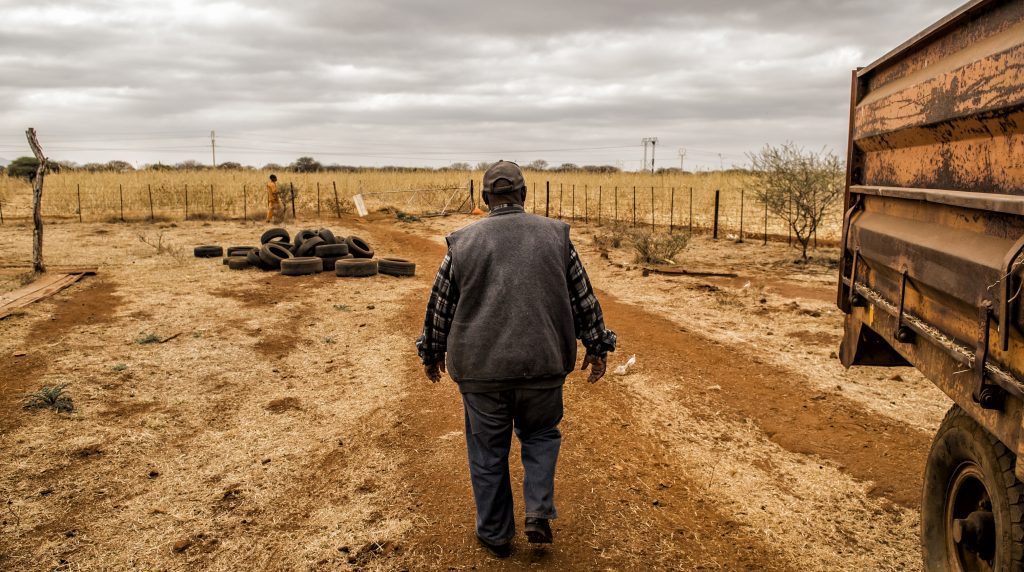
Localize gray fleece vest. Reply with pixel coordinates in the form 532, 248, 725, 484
445, 207, 577, 387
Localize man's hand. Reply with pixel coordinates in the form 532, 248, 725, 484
581, 354, 607, 384
424, 360, 446, 383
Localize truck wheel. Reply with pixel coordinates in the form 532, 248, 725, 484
922, 404, 1024, 571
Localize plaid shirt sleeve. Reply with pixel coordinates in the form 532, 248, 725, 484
567, 241, 617, 357
416, 251, 458, 365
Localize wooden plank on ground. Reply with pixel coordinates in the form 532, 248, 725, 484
0, 272, 94, 319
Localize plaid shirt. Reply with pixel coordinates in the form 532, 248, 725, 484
416, 217, 616, 365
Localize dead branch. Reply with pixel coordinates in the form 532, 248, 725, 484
26, 128, 47, 274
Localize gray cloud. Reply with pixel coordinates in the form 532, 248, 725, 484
0, 0, 962, 169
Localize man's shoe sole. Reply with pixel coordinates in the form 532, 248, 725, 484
525, 528, 552, 544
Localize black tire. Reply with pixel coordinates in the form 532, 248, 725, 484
280, 256, 323, 276
294, 229, 318, 247
260, 228, 289, 244
259, 243, 293, 270
378, 257, 416, 277
222, 257, 231, 265
227, 246, 255, 257
315, 243, 349, 257
194, 245, 223, 258
336, 258, 378, 277
227, 256, 251, 270
319, 255, 353, 272
297, 236, 325, 257
317, 228, 337, 245
346, 235, 374, 258
922, 404, 1024, 571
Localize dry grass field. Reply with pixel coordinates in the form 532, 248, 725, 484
0, 189, 945, 570
0, 169, 841, 241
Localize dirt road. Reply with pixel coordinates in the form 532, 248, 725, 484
0, 215, 939, 570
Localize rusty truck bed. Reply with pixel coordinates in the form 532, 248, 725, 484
838, 0, 1024, 477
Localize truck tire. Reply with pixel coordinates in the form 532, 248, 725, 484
260, 228, 289, 244
194, 245, 223, 258
317, 228, 337, 245
294, 229, 318, 246
297, 236, 325, 257
336, 258, 377, 277
280, 256, 322, 276
378, 257, 416, 277
346, 235, 374, 258
315, 243, 349, 257
922, 404, 1024, 571
227, 246, 255, 256
259, 243, 293, 270
227, 256, 251, 270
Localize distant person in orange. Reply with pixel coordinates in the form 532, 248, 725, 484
266, 174, 282, 223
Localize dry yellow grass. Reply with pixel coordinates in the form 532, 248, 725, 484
0, 169, 842, 239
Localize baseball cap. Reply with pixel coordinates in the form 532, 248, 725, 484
482, 160, 525, 194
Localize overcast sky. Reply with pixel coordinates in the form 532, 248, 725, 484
0, 0, 962, 170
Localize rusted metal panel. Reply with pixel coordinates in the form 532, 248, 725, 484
839, 0, 1024, 456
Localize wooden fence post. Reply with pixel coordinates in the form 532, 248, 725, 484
571, 184, 575, 221
545, 181, 550, 217
788, 191, 793, 246
77, 184, 82, 223
713, 189, 720, 239
763, 196, 768, 246
670, 187, 675, 233
532, 182, 536, 213
332, 181, 341, 218
316, 182, 321, 217
26, 128, 47, 273
558, 183, 563, 219
243, 184, 248, 222
614, 186, 618, 224
148, 184, 154, 221
119, 183, 125, 222
290, 183, 296, 218
0, 197, 5, 225
184, 184, 189, 220
689, 187, 693, 235
597, 185, 602, 225
739, 188, 745, 243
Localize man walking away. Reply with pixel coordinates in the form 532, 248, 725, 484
416, 160, 616, 558
266, 174, 283, 223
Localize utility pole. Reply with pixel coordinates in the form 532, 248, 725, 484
718, 152, 724, 171
678, 148, 686, 171
211, 130, 217, 168
641, 137, 658, 173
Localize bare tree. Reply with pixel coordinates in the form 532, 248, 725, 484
26, 128, 47, 273
748, 142, 843, 260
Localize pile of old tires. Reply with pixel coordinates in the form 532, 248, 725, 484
195, 227, 415, 278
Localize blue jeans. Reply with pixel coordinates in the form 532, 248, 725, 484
461, 386, 563, 544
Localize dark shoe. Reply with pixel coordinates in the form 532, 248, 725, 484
476, 534, 512, 558
524, 517, 552, 544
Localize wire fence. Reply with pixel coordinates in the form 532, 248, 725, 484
0, 176, 843, 243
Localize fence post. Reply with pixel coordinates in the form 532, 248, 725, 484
118, 184, 125, 222
211, 184, 215, 218
77, 184, 82, 223
243, 184, 248, 222
184, 184, 189, 220
545, 181, 550, 217
763, 196, 768, 246
689, 187, 693, 235
670, 187, 675, 233
713, 189, 720, 239
148, 184, 154, 221
316, 182, 321, 217
650, 186, 655, 230
333, 181, 341, 218
597, 185, 602, 225
558, 183, 563, 219
812, 188, 817, 249
0, 197, 4, 225
584, 185, 588, 223
739, 188, 745, 243
532, 182, 536, 213
632, 186, 636, 227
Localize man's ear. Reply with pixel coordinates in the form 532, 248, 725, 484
482, 191, 491, 206
519, 187, 527, 204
